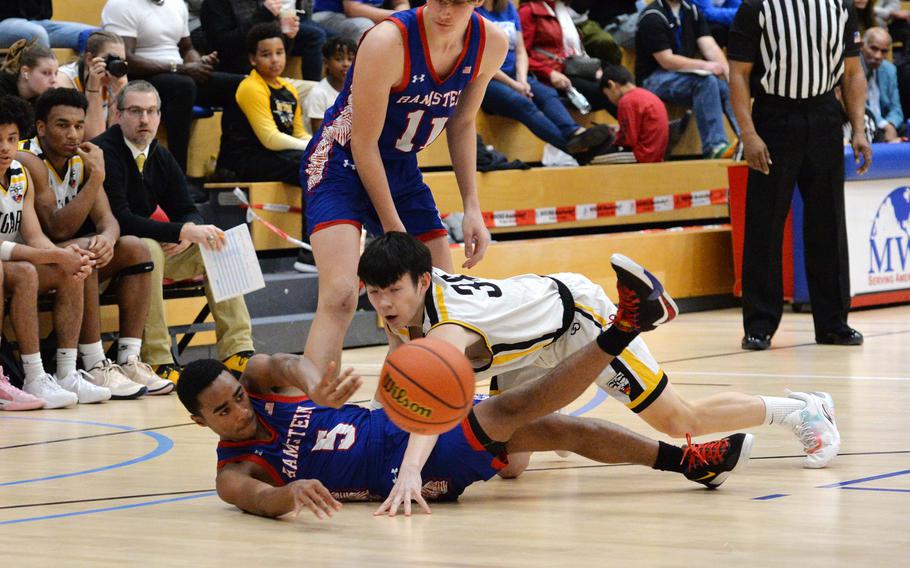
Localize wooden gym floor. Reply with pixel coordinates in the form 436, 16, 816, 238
1, 305, 908, 566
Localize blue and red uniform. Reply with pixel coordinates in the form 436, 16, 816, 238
216, 392, 506, 502
300, 6, 487, 239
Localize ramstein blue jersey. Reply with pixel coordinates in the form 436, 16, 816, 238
216, 393, 379, 501
304, 6, 486, 183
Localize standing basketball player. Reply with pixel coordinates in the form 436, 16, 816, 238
300, 0, 508, 389
176, 255, 753, 519
357, 233, 841, 515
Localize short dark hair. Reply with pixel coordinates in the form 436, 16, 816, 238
35, 88, 88, 124
601, 64, 634, 88
0, 94, 33, 137
358, 232, 433, 288
322, 36, 357, 60
247, 22, 285, 56
177, 359, 230, 416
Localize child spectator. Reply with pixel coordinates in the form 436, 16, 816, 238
225, 22, 316, 272
601, 64, 669, 163
304, 37, 355, 133
56, 31, 129, 139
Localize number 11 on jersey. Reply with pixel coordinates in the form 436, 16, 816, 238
395, 110, 448, 152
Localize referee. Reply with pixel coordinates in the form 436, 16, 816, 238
728, 0, 872, 351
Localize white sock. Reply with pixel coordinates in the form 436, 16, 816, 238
117, 337, 142, 364
79, 341, 106, 370
56, 348, 78, 379
760, 396, 807, 426
21, 352, 45, 383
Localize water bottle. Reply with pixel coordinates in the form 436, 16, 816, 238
566, 86, 592, 115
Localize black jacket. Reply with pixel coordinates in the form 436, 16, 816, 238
201, 0, 279, 74
0, 0, 51, 21
93, 124, 204, 243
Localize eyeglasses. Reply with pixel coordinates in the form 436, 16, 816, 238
119, 106, 160, 118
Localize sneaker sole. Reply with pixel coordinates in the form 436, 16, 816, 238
0, 400, 45, 411
293, 262, 318, 273
145, 382, 175, 395
41, 395, 79, 409
610, 253, 679, 327
709, 433, 754, 488
110, 386, 148, 400
566, 125, 612, 153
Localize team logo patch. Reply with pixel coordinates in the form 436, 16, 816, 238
8, 184, 24, 203
462, 66, 472, 74
412, 74, 426, 83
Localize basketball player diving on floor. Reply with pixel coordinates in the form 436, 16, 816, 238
177, 256, 754, 520
359, 233, 841, 516
299, 0, 507, 396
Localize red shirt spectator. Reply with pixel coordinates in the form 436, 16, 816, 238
602, 65, 669, 163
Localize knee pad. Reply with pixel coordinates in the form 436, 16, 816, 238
466, 408, 508, 455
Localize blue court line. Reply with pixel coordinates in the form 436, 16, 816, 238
0, 491, 217, 526
841, 487, 910, 494
569, 389, 608, 417
818, 468, 910, 488
0, 416, 174, 487
753, 493, 789, 500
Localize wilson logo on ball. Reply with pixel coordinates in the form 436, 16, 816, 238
382, 373, 432, 418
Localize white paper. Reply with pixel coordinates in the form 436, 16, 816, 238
199, 224, 265, 303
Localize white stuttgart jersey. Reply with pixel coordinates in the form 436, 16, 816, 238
391, 268, 576, 380
0, 160, 28, 242
20, 136, 85, 209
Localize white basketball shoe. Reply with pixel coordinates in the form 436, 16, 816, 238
783, 391, 841, 468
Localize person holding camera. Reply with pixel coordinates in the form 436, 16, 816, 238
57, 31, 129, 140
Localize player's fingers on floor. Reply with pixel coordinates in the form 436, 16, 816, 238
301, 497, 326, 519
316, 483, 342, 510
415, 493, 431, 514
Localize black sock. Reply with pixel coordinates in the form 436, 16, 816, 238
652, 441, 685, 473
595, 326, 639, 357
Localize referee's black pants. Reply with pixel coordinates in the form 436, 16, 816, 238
742, 92, 851, 338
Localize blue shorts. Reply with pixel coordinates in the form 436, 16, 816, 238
371, 403, 506, 501
301, 143, 447, 241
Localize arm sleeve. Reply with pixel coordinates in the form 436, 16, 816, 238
843, 1, 861, 57
101, 0, 139, 37
637, 13, 672, 56
102, 146, 187, 242
694, 6, 712, 37
519, 5, 560, 81
617, 99, 639, 149
884, 65, 905, 127
727, 0, 763, 62
236, 79, 310, 151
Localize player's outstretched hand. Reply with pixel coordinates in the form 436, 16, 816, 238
374, 465, 430, 517
461, 209, 490, 269
309, 361, 362, 408
288, 479, 342, 520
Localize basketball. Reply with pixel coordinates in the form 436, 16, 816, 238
377, 337, 476, 435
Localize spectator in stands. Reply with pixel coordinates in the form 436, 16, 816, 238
19, 88, 173, 398
0, 40, 58, 136
227, 23, 316, 272
304, 37, 355, 133
862, 27, 905, 142
56, 31, 129, 140
854, 0, 878, 35
0, 1, 96, 50
94, 81, 255, 384
202, 0, 327, 82
0, 94, 109, 409
689, 0, 741, 47
601, 64, 669, 163
477, 0, 613, 161
313, 0, 411, 43
519, 0, 616, 116
102, 0, 245, 175
635, 0, 739, 158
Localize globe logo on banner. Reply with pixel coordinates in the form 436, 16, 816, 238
868, 186, 910, 287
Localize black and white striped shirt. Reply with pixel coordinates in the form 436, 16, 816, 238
728, 0, 861, 99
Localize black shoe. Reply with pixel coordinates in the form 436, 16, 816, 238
815, 327, 863, 346
610, 253, 679, 332
566, 124, 614, 154
293, 248, 318, 273
682, 433, 754, 488
741, 333, 771, 350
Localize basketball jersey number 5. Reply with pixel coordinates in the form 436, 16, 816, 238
312, 423, 357, 451
395, 110, 448, 152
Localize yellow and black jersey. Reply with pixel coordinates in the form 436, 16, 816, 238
0, 160, 28, 242
20, 136, 86, 209
232, 69, 309, 154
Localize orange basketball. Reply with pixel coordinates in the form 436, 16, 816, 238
377, 337, 476, 435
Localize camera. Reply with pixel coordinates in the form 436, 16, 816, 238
103, 54, 128, 78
